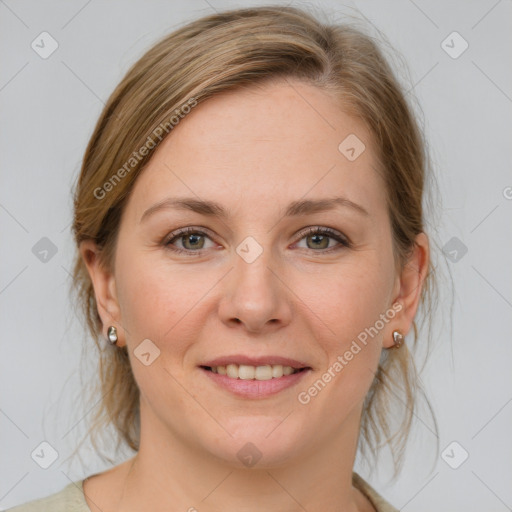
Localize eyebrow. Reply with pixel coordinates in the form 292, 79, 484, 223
140, 195, 369, 223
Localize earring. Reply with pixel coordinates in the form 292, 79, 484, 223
107, 326, 118, 346
392, 330, 404, 349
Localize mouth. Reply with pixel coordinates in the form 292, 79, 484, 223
200, 364, 309, 380
198, 357, 312, 399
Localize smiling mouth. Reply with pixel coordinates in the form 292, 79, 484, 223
200, 364, 309, 380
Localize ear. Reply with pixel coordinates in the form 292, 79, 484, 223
383, 232, 430, 348
79, 239, 125, 346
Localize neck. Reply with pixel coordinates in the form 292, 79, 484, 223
111, 401, 369, 512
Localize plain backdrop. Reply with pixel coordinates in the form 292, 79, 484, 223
1, 1, 511, 510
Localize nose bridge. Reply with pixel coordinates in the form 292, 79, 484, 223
218, 233, 292, 331
233, 235, 279, 307
235, 238, 274, 291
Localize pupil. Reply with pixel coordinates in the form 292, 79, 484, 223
310, 234, 327, 249
187, 234, 201, 248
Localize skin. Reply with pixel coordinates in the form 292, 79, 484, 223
81, 78, 429, 512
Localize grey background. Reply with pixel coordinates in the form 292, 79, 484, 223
1, 0, 511, 510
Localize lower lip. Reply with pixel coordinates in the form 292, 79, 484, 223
200, 367, 311, 399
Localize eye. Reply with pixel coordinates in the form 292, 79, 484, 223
163, 225, 351, 256
294, 226, 350, 253
163, 227, 216, 254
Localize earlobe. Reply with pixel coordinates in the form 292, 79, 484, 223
79, 240, 122, 342
384, 232, 430, 348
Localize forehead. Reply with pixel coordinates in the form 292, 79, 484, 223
125, 79, 385, 220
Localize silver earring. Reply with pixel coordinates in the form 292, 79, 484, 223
392, 330, 404, 349
107, 326, 118, 345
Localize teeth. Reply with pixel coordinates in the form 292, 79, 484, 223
209, 364, 301, 380
238, 365, 255, 380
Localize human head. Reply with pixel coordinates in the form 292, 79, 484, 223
72, 5, 435, 475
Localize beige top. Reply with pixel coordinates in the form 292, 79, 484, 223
7, 472, 398, 511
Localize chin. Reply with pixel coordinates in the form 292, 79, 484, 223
202, 416, 310, 469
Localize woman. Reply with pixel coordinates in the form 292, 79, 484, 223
9, 5, 435, 511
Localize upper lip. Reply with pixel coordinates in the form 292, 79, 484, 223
201, 355, 310, 369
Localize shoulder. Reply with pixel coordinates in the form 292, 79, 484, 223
7, 473, 396, 512
352, 472, 399, 512
6, 480, 89, 512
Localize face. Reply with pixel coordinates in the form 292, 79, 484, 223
84, 78, 425, 468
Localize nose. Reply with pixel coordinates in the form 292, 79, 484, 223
218, 246, 293, 334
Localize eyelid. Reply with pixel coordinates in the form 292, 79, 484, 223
295, 225, 349, 242
163, 225, 215, 243
163, 226, 218, 253
293, 226, 351, 250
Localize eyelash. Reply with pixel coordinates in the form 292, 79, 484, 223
163, 226, 351, 256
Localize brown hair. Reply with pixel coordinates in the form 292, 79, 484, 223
70, 4, 439, 477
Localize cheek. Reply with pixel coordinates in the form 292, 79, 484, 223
116, 261, 175, 337
295, 256, 393, 347
293, 256, 391, 406
341, 261, 395, 383
115, 250, 215, 351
